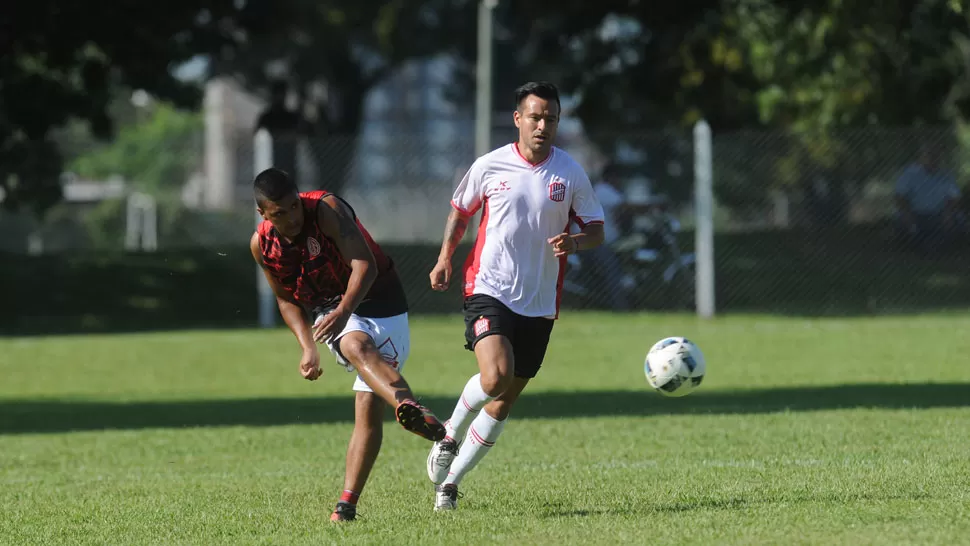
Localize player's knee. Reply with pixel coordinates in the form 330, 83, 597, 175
339, 334, 376, 367
475, 336, 514, 396
480, 367, 513, 397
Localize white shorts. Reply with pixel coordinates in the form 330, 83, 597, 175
313, 311, 411, 393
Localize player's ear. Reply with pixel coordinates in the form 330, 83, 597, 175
513, 109, 521, 128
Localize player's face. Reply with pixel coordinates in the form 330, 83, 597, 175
258, 193, 304, 238
514, 96, 559, 155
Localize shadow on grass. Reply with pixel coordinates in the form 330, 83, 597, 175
2, 382, 968, 435
541, 490, 935, 518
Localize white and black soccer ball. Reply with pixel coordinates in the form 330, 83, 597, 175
644, 337, 706, 397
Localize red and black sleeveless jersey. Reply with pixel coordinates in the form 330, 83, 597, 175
257, 190, 408, 318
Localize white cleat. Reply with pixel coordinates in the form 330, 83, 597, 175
427, 437, 460, 484
434, 483, 459, 511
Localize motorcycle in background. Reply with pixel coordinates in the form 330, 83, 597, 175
564, 194, 696, 310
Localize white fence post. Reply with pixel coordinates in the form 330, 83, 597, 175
26, 232, 43, 256
475, 0, 497, 159
254, 129, 276, 328
125, 192, 158, 252
693, 120, 715, 319
469, 0, 499, 243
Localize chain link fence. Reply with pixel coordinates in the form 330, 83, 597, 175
3, 123, 969, 335
710, 126, 970, 315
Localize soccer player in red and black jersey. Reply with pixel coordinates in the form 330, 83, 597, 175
248, 168, 445, 522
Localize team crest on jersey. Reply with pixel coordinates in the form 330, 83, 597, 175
307, 237, 322, 257
474, 316, 491, 337
548, 179, 566, 202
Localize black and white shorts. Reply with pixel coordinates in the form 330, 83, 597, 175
462, 294, 555, 379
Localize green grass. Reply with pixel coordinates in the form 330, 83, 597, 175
2, 312, 970, 545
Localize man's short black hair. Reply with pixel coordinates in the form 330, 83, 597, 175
514, 81, 561, 112
254, 167, 298, 206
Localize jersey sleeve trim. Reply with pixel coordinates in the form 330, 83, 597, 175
451, 199, 480, 216
571, 216, 605, 229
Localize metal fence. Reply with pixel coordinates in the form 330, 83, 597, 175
706, 125, 969, 316
3, 123, 969, 336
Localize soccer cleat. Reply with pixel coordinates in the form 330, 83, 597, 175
434, 483, 460, 511
427, 437, 460, 484
396, 400, 446, 442
330, 501, 357, 522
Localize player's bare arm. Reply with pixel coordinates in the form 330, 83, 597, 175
249, 231, 322, 380
431, 208, 471, 291
549, 223, 605, 257
312, 195, 379, 341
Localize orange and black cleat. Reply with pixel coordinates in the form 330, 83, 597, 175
330, 501, 356, 522
395, 399, 446, 442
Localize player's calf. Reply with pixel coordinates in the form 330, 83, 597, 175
339, 332, 414, 405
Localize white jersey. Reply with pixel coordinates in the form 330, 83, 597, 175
451, 143, 605, 318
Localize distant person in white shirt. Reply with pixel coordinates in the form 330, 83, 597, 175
426, 81, 606, 511
894, 144, 964, 253
588, 163, 631, 310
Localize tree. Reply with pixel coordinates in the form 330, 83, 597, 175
208, 0, 475, 195
699, 0, 970, 217
467, 2, 735, 202
63, 101, 223, 250
2, 0, 475, 213
486, 1, 968, 135
0, 0, 242, 215
68, 102, 203, 194
446, 2, 745, 201
448, 1, 970, 212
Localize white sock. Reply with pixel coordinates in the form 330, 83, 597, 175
444, 374, 493, 442
444, 410, 506, 486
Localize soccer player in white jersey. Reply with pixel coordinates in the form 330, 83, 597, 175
426, 81, 606, 511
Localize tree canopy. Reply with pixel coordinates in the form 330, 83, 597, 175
6, 0, 970, 213
1, 0, 244, 213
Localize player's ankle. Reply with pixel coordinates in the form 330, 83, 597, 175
339, 489, 360, 505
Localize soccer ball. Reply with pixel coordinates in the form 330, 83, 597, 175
644, 337, 706, 397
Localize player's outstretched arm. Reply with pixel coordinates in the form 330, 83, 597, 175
317, 195, 378, 317
430, 207, 471, 291
249, 232, 321, 380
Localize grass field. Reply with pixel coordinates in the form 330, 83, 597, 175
2, 312, 970, 545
